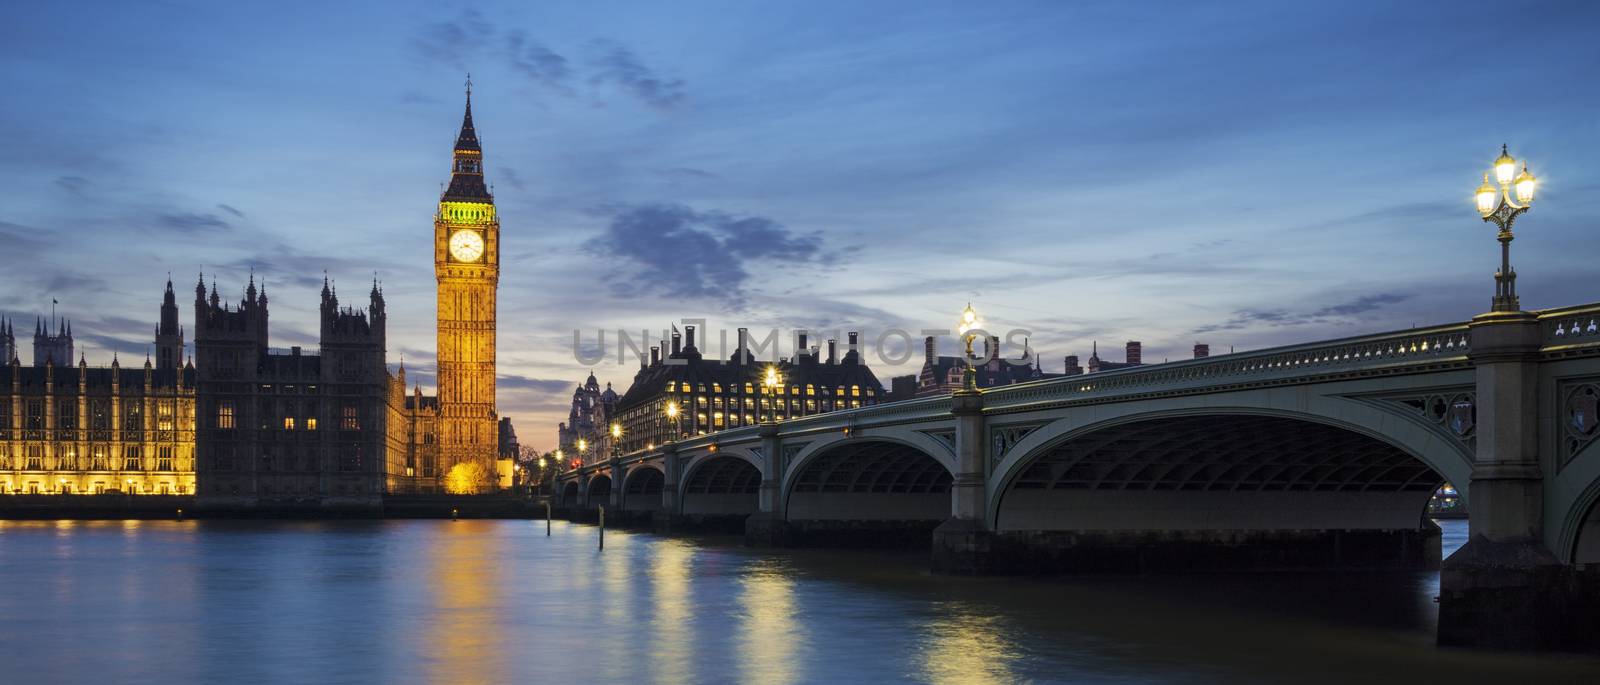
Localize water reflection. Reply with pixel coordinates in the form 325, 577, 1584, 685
738, 559, 802, 685
651, 539, 694, 685
425, 522, 507, 685
919, 602, 1019, 684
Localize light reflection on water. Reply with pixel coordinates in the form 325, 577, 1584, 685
1, 518, 1596, 684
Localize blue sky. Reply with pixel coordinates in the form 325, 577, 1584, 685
3, 1, 1599, 449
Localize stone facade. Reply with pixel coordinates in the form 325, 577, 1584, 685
0, 283, 196, 495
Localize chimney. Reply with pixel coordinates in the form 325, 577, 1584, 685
797, 332, 808, 357
1064, 355, 1082, 375
736, 327, 749, 362
1193, 343, 1210, 359
650, 346, 660, 366
685, 325, 696, 351
988, 335, 1000, 364
1126, 341, 1142, 365
827, 339, 838, 364
925, 336, 937, 366
671, 330, 681, 355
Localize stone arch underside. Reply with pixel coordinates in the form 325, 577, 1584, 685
622, 467, 664, 512
997, 414, 1443, 533
562, 481, 580, 508
586, 474, 612, 502
681, 456, 760, 516
786, 440, 953, 521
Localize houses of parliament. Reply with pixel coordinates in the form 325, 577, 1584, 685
0, 88, 504, 504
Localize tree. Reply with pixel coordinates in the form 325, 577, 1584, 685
444, 461, 492, 495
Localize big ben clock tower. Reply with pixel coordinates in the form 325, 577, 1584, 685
434, 80, 500, 489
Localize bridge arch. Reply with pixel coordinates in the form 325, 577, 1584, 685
679, 454, 761, 517
782, 437, 953, 521
562, 481, 580, 508
622, 465, 665, 512
1554, 434, 1600, 563
989, 409, 1452, 534
586, 474, 612, 504
781, 428, 957, 487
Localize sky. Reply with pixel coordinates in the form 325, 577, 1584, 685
3, 1, 1599, 451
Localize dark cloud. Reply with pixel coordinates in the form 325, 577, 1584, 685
155, 212, 231, 234
499, 374, 573, 394
1193, 293, 1414, 334
505, 32, 572, 91
411, 10, 490, 69
655, 167, 718, 182
217, 204, 245, 219
499, 166, 526, 190
55, 176, 90, 196
586, 40, 685, 109
582, 204, 827, 306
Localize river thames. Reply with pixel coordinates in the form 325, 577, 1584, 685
0, 518, 1595, 684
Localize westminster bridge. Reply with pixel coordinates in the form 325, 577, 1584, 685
555, 303, 1600, 650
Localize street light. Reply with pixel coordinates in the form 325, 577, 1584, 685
610, 421, 623, 458
957, 302, 981, 390
762, 364, 783, 423
1475, 144, 1538, 312
665, 401, 682, 440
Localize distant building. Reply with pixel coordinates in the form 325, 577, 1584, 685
0, 283, 196, 495
556, 371, 618, 462
909, 339, 1214, 397
611, 326, 885, 453
498, 416, 519, 461
915, 335, 1051, 397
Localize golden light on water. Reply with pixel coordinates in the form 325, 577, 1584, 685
426, 523, 508, 685
738, 560, 800, 685
651, 539, 695, 684
920, 602, 1020, 685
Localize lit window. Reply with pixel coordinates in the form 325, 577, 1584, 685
341, 405, 359, 430
217, 401, 235, 429
284, 417, 296, 431
307, 418, 318, 431
851, 385, 861, 397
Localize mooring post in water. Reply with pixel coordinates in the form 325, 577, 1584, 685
176, 508, 184, 521
451, 507, 459, 521
545, 501, 552, 536
598, 506, 605, 550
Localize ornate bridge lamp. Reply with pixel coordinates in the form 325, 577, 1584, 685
957, 303, 981, 391
576, 439, 587, 468
610, 422, 623, 458
762, 364, 783, 424
1474, 144, 1538, 312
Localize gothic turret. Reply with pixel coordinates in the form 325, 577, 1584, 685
156, 277, 185, 370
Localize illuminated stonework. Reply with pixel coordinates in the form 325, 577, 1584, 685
0, 284, 196, 496
432, 86, 500, 492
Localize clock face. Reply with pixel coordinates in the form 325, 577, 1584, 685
449, 230, 485, 262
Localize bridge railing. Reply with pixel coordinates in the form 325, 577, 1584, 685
981, 320, 1473, 410
1539, 303, 1600, 352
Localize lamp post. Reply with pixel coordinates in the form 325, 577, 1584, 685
1474, 144, 1538, 312
610, 421, 623, 458
665, 401, 682, 441
577, 439, 587, 469
762, 364, 783, 423
957, 302, 981, 391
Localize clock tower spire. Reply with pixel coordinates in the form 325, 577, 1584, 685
433, 77, 500, 492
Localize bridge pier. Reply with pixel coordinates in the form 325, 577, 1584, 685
745, 423, 795, 546
932, 388, 996, 573
1439, 311, 1599, 650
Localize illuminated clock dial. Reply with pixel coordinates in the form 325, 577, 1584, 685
449, 230, 485, 262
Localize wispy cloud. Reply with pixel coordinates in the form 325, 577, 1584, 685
585, 40, 685, 109
1193, 292, 1414, 334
